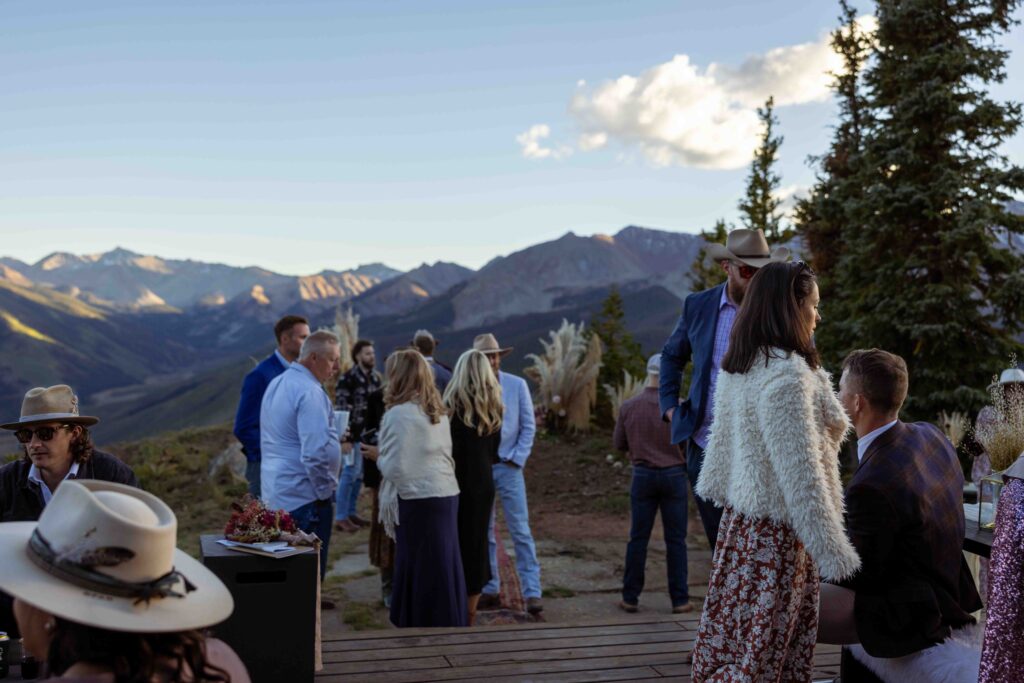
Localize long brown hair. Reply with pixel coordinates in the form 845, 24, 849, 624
47, 619, 231, 682
384, 349, 446, 424
721, 261, 820, 374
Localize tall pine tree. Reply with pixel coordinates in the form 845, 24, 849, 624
589, 286, 645, 426
794, 1, 874, 369
689, 219, 730, 291
739, 97, 791, 242
826, 0, 1024, 418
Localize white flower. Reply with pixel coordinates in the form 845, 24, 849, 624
606, 454, 615, 463
552, 395, 562, 404
558, 409, 567, 417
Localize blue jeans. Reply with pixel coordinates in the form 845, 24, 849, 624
622, 464, 689, 607
290, 499, 334, 580
484, 463, 542, 599
687, 440, 724, 552
245, 459, 261, 499
335, 442, 363, 521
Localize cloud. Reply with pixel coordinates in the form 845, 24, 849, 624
551, 17, 877, 170
775, 184, 809, 219
516, 124, 572, 160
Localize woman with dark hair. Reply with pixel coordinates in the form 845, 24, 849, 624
690, 261, 860, 682
0, 479, 248, 682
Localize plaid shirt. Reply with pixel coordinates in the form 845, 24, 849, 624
691, 287, 737, 448
334, 365, 382, 441
613, 387, 684, 469
841, 420, 982, 657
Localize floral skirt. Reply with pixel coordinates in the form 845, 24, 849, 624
691, 506, 820, 683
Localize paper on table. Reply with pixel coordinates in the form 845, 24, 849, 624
217, 539, 294, 553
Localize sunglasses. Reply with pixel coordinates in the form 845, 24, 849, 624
13, 425, 71, 444
731, 262, 758, 280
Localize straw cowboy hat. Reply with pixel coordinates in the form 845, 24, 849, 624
706, 228, 791, 268
472, 333, 513, 357
1, 384, 99, 430
0, 480, 233, 632
989, 368, 1024, 391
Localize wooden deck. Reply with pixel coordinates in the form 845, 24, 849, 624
316, 614, 843, 682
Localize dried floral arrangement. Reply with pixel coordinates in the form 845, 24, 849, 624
937, 410, 969, 448
224, 495, 299, 543
525, 319, 603, 432
974, 371, 1024, 471
604, 370, 646, 423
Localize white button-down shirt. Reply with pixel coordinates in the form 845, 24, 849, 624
28, 461, 81, 505
857, 420, 898, 464
260, 363, 341, 512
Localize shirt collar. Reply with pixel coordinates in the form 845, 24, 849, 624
292, 362, 319, 384
28, 461, 81, 501
857, 420, 898, 463
274, 349, 290, 367
720, 285, 737, 310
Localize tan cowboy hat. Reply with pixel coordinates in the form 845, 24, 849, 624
1, 384, 99, 430
706, 228, 791, 268
0, 480, 233, 633
473, 333, 513, 357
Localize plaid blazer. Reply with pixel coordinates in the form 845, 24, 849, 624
840, 420, 982, 657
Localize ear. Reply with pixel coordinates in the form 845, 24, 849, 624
720, 260, 730, 274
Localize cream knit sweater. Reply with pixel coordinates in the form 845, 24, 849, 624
696, 349, 861, 581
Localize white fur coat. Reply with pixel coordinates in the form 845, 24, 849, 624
696, 349, 861, 581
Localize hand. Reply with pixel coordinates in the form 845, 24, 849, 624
666, 407, 676, 422
341, 441, 353, 455
361, 444, 380, 461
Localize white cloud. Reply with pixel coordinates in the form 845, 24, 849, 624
556, 17, 876, 170
516, 123, 572, 160
775, 184, 809, 219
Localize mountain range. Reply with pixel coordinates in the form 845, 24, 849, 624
0, 226, 703, 443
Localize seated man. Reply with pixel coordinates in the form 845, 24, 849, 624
0, 384, 139, 636
819, 349, 982, 679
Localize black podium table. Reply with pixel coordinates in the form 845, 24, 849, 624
200, 535, 318, 683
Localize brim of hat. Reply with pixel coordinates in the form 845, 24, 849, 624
480, 347, 513, 357
1, 415, 100, 430
0, 523, 234, 633
705, 244, 791, 268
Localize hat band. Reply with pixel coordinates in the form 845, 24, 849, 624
15, 412, 81, 423
27, 529, 196, 606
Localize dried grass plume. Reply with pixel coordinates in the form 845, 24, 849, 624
525, 320, 603, 432
604, 370, 646, 423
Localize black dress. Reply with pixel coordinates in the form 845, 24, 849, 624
450, 413, 499, 595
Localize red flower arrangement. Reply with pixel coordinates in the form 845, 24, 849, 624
224, 495, 298, 543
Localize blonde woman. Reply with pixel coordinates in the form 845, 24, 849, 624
377, 349, 466, 627
443, 349, 504, 623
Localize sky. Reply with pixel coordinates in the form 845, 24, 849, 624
2, 0, 1023, 275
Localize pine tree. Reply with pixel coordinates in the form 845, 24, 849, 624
688, 219, 731, 291
589, 287, 645, 426
826, 0, 1024, 418
794, 0, 873, 369
739, 97, 791, 242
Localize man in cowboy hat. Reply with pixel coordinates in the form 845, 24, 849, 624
473, 333, 544, 615
659, 228, 790, 550
0, 384, 139, 636
412, 329, 452, 393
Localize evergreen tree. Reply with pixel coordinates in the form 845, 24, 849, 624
589, 286, 645, 426
794, 0, 873, 368
688, 219, 730, 291
827, 0, 1024, 418
739, 97, 791, 242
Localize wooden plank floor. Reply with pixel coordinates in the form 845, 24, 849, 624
316, 614, 843, 682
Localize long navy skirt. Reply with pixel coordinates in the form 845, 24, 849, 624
390, 495, 468, 627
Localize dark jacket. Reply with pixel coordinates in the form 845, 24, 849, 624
840, 421, 982, 657
659, 284, 726, 445
360, 389, 385, 489
0, 449, 139, 523
0, 449, 139, 637
429, 359, 453, 394
335, 365, 382, 442
233, 352, 289, 463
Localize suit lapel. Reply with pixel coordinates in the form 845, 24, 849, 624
857, 420, 906, 472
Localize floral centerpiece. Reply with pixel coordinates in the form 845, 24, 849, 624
224, 495, 299, 543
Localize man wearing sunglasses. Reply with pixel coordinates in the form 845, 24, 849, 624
659, 228, 790, 551
0, 384, 138, 637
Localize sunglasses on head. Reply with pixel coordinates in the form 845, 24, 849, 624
731, 262, 758, 280
13, 425, 71, 444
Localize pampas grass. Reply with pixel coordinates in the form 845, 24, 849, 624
974, 367, 1024, 471
937, 410, 969, 448
331, 305, 360, 375
604, 370, 646, 423
525, 319, 603, 432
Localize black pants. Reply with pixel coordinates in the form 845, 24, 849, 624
685, 440, 724, 552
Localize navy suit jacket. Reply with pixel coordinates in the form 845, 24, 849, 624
659, 284, 725, 445
840, 421, 982, 657
233, 352, 288, 463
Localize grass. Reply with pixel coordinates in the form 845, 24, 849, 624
341, 599, 389, 631
542, 585, 577, 599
